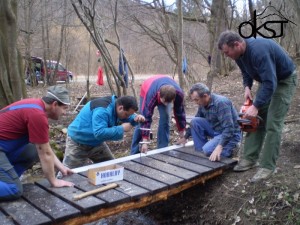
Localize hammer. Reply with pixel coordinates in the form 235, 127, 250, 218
73, 183, 119, 201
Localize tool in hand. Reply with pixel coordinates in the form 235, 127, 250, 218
236, 98, 263, 158
237, 98, 263, 133
73, 183, 119, 201
138, 126, 153, 161
139, 141, 151, 161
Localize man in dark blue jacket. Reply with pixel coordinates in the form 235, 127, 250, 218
218, 30, 298, 182
62, 95, 145, 169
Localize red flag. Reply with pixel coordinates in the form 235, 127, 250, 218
96, 66, 104, 86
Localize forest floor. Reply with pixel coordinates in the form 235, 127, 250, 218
25, 71, 300, 225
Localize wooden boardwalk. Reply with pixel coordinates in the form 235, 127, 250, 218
0, 145, 237, 225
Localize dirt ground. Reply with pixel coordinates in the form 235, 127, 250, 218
25, 71, 300, 225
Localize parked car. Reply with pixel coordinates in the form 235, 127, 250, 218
46, 60, 73, 82
25, 56, 73, 83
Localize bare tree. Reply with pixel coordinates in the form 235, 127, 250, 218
0, 0, 26, 108
71, 0, 130, 97
291, 0, 300, 59
206, 0, 227, 89
128, 1, 183, 87
248, 0, 254, 21
176, 0, 186, 90
41, 0, 50, 85
51, 0, 67, 85
126, 0, 225, 88
21, 0, 37, 86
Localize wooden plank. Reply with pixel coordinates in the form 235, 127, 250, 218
149, 154, 212, 174
64, 173, 130, 205
175, 146, 237, 166
114, 180, 149, 200
36, 178, 105, 213
0, 198, 51, 225
164, 150, 225, 169
77, 172, 149, 200
123, 169, 167, 194
22, 183, 80, 222
120, 161, 184, 187
133, 156, 199, 181
57, 169, 226, 225
0, 210, 15, 225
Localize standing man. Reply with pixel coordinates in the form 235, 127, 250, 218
0, 86, 74, 201
63, 95, 145, 169
131, 75, 186, 154
177, 83, 241, 161
218, 30, 298, 182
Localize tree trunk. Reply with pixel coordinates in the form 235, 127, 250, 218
23, 0, 37, 87
292, 0, 300, 58
52, 0, 67, 85
41, 0, 50, 85
248, 0, 254, 21
207, 0, 226, 89
176, 0, 185, 91
0, 0, 26, 108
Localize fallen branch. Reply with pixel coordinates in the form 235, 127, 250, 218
284, 118, 300, 124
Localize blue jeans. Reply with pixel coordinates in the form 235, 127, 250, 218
190, 117, 241, 157
0, 137, 38, 201
131, 100, 171, 154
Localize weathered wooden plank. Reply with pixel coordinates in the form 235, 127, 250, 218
22, 183, 80, 222
0, 210, 15, 225
36, 179, 105, 213
0, 198, 51, 225
149, 154, 212, 174
115, 180, 148, 200
123, 169, 167, 194
75, 172, 131, 205
133, 157, 198, 181
164, 150, 225, 169
1, 143, 237, 225
57, 169, 226, 225
77, 172, 149, 201
120, 161, 184, 187
77, 171, 165, 202
176, 146, 237, 166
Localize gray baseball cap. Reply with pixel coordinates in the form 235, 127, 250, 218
46, 86, 70, 105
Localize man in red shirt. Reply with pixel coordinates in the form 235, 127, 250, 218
130, 75, 186, 154
0, 86, 74, 201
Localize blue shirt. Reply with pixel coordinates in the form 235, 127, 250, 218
236, 38, 295, 108
68, 96, 138, 146
186, 94, 240, 146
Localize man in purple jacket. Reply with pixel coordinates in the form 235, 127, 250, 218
131, 75, 186, 154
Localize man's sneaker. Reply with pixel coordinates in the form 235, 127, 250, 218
250, 168, 274, 183
233, 159, 258, 172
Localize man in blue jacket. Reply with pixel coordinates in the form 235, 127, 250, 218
62, 95, 145, 169
218, 31, 298, 182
